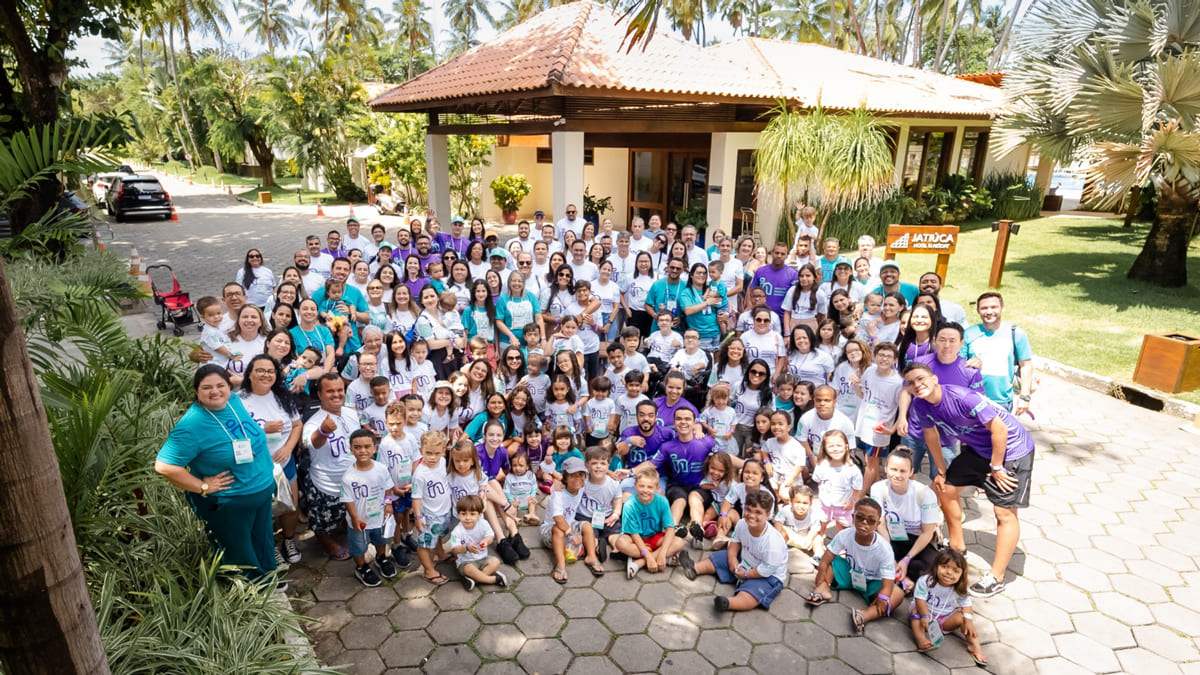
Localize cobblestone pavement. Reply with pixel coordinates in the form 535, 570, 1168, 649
114, 178, 1200, 674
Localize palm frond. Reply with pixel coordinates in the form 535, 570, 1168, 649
0, 121, 115, 210
1153, 53, 1200, 131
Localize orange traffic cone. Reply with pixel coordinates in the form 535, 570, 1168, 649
188, 176, 194, 186
170, 205, 179, 221
348, 203, 355, 218
129, 246, 140, 276
316, 200, 325, 217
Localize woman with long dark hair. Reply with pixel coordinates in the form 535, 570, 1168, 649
463, 279, 500, 364
731, 358, 774, 455
466, 241, 490, 280
679, 262, 726, 351
541, 263, 576, 335
414, 284, 462, 378
237, 248, 276, 308
623, 251, 656, 335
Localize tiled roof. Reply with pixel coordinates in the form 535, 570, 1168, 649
369, 1, 1003, 118
708, 38, 1004, 117
369, 1, 761, 107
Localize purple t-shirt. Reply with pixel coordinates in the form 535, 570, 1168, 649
619, 425, 676, 466
651, 434, 718, 487
907, 384, 1033, 461
436, 233, 470, 258
916, 354, 984, 391
476, 442, 510, 480
751, 264, 799, 316
654, 395, 699, 429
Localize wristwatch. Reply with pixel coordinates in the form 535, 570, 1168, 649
1019, 394, 1031, 401
199, 482, 210, 497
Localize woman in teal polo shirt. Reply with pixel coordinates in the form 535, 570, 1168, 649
680, 262, 727, 350
155, 365, 277, 581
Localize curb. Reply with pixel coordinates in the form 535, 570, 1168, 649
1035, 356, 1200, 421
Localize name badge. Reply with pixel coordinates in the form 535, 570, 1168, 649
232, 439, 255, 464
886, 512, 908, 541
265, 431, 282, 443
927, 619, 945, 645
592, 510, 607, 530
850, 567, 867, 591
363, 494, 383, 522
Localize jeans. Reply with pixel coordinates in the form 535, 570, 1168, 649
909, 435, 960, 479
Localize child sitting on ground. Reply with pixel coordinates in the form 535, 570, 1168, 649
578, 447, 623, 575
503, 449, 541, 526
776, 486, 821, 552
448, 494, 509, 591
808, 497, 906, 635
680, 490, 788, 612
615, 468, 690, 579
542, 456, 588, 584
910, 548, 987, 667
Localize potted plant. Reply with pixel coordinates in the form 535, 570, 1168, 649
490, 173, 532, 224
583, 185, 612, 224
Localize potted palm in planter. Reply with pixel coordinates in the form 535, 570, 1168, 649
490, 174, 532, 224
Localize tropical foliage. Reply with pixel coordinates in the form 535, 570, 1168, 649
490, 173, 533, 213
996, 0, 1200, 286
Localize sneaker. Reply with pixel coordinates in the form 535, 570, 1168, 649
274, 547, 289, 570
711, 535, 729, 551
275, 580, 289, 593
675, 525, 687, 539
355, 563, 382, 588
282, 538, 301, 564
494, 570, 508, 588
597, 536, 609, 564
810, 554, 824, 568
376, 555, 398, 579
512, 533, 531, 560
462, 575, 476, 592
713, 596, 730, 611
392, 546, 413, 569
969, 574, 1006, 598
689, 522, 705, 549
496, 537, 519, 566
403, 534, 419, 553
678, 550, 697, 581
538, 479, 553, 494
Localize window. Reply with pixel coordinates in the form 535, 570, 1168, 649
536, 147, 594, 165
902, 130, 956, 198
958, 130, 989, 184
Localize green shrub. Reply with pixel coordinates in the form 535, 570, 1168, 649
822, 187, 915, 243
983, 171, 1044, 220
490, 173, 532, 213
326, 162, 366, 202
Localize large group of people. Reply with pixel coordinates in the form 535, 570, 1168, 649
157, 204, 1037, 665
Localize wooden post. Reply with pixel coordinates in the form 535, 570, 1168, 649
935, 253, 951, 284
988, 220, 1014, 288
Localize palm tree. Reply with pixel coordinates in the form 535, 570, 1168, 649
762, 0, 827, 43
997, 0, 1200, 287
755, 103, 895, 242
329, 0, 385, 45
393, 0, 434, 79
164, 0, 230, 64
492, 0, 542, 31
444, 0, 495, 52
236, 0, 299, 56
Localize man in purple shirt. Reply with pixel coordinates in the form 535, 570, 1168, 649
414, 235, 436, 272
903, 362, 1035, 599
637, 406, 716, 546
436, 216, 470, 258
750, 242, 799, 318
617, 401, 676, 473
653, 371, 698, 429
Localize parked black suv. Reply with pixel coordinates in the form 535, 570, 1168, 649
106, 176, 172, 221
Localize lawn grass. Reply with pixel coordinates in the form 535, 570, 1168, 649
155, 161, 347, 205
234, 184, 344, 206
889, 214, 1200, 405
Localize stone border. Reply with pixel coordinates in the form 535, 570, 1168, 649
1035, 356, 1200, 421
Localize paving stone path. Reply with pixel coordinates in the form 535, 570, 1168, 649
113, 177, 1200, 674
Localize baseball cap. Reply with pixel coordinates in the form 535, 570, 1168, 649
534, 210, 545, 217
880, 260, 900, 272
451, 216, 465, 224
561, 457, 586, 474
489, 248, 509, 259
346, 216, 359, 224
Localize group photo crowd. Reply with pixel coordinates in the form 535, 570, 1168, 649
157, 205, 1039, 668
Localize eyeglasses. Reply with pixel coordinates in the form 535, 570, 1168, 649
247, 254, 262, 259
224, 291, 245, 298
749, 369, 767, 376
853, 513, 879, 524
754, 318, 770, 324
558, 272, 571, 278
251, 368, 275, 376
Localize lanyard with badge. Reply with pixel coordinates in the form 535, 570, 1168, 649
884, 501, 908, 541
206, 405, 256, 465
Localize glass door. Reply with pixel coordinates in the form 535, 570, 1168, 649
629, 150, 667, 225
667, 153, 708, 225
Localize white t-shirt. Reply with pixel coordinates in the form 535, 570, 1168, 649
389, 309, 418, 338
829, 528, 896, 583
236, 267, 277, 307
382, 359, 412, 396
607, 253, 638, 287
309, 252, 333, 279
239, 391, 299, 458
736, 311, 780, 334
741, 330, 786, 375
380, 433, 420, 489
300, 271, 326, 296
605, 365, 630, 399
504, 470, 539, 505
302, 406, 362, 496
669, 349, 709, 375
521, 373, 551, 413
787, 350, 834, 385
450, 519, 495, 564
360, 402, 388, 438
409, 359, 436, 400
226, 335, 265, 377
540, 487, 584, 538
797, 409, 856, 458
579, 477, 621, 519
812, 460, 863, 509
340, 461, 393, 530
623, 275, 656, 313
616, 393, 649, 433
449, 471, 488, 506
730, 519, 790, 584
346, 378, 375, 412
593, 280, 621, 315
569, 259, 599, 283
344, 234, 376, 261
856, 368, 903, 447
628, 235, 654, 253
699, 405, 737, 454
762, 436, 807, 483
776, 503, 818, 532
869, 479, 942, 538
624, 351, 649, 374
915, 575, 972, 620
716, 257, 744, 312
733, 384, 769, 427
782, 287, 819, 321
726, 483, 776, 515
646, 331, 683, 361
413, 458, 452, 518
831, 362, 864, 420
584, 397, 616, 438
200, 324, 232, 369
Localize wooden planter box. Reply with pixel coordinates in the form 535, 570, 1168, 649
258, 191, 273, 204
1133, 333, 1200, 393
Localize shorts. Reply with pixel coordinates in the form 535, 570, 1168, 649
856, 439, 892, 458
819, 502, 853, 529
304, 483, 346, 534
641, 531, 666, 552
391, 493, 413, 514
280, 455, 297, 481
575, 511, 617, 539
708, 550, 785, 609
347, 525, 386, 558
541, 521, 583, 549
665, 483, 713, 511
457, 556, 491, 575
946, 446, 1034, 509
416, 512, 452, 549
830, 555, 884, 605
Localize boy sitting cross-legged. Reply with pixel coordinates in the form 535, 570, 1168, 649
680, 489, 788, 611
614, 468, 690, 579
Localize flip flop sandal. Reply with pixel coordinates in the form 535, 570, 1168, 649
587, 562, 605, 577
626, 558, 640, 579
917, 642, 937, 653
852, 609, 866, 635
423, 573, 448, 586
553, 567, 569, 584
970, 650, 988, 667
804, 592, 831, 607
327, 546, 350, 561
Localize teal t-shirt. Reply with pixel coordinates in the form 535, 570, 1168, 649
644, 279, 686, 331
621, 492, 675, 537
496, 291, 540, 343
310, 284, 368, 353
157, 397, 274, 497
552, 448, 585, 472
962, 322, 1033, 405
679, 283, 726, 341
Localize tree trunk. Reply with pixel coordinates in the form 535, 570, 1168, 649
248, 132, 277, 188
846, 0, 868, 55
990, 0, 1022, 70
0, 258, 111, 674
935, 0, 971, 72
166, 27, 202, 173
1123, 186, 1141, 228
933, 0, 950, 70
1127, 185, 1191, 287
911, 8, 923, 67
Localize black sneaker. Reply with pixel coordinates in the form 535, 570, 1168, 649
392, 546, 413, 569
376, 555, 398, 579
496, 537, 519, 566
689, 522, 705, 549
494, 570, 508, 588
969, 573, 1006, 598
713, 596, 730, 611
675, 525, 687, 539
355, 563, 382, 588
282, 538, 301, 564
403, 534, 419, 552
511, 533, 531, 560
462, 575, 476, 592
678, 549, 696, 581
597, 535, 609, 564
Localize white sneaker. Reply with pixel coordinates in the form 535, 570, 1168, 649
282, 538, 301, 564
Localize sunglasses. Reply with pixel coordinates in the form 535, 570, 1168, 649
749, 370, 767, 376
247, 254, 262, 259
754, 318, 770, 323
518, 261, 531, 266
507, 356, 523, 361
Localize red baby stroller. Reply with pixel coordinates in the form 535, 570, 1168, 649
146, 264, 197, 336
